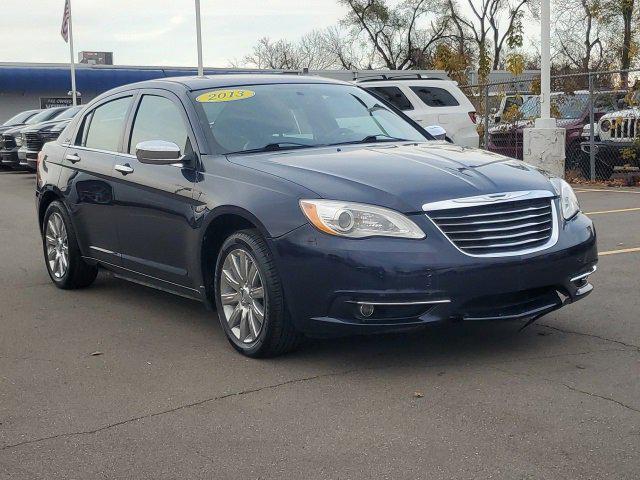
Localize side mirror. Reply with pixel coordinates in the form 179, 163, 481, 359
424, 125, 447, 140
135, 140, 184, 165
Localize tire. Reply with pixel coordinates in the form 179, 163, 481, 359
213, 229, 301, 358
42, 200, 98, 289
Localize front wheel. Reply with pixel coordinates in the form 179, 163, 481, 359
214, 230, 301, 358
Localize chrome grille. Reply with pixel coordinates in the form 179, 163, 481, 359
609, 117, 640, 140
424, 192, 557, 257
24, 133, 43, 150
2, 134, 16, 149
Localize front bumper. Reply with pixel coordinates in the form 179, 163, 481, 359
1, 149, 20, 167
270, 207, 597, 335
451, 128, 480, 148
580, 141, 639, 166
18, 147, 38, 169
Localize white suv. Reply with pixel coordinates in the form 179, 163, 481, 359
357, 76, 479, 148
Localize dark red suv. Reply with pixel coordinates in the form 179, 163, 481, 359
487, 92, 625, 167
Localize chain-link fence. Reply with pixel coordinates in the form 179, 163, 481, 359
460, 69, 640, 182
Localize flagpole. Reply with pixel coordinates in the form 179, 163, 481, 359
195, 0, 204, 77
67, 0, 77, 105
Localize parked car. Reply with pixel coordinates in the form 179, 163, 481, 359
487, 91, 626, 167
37, 75, 597, 357
492, 93, 536, 124
0, 110, 41, 168
579, 97, 640, 179
356, 75, 479, 147
18, 106, 83, 170
0, 109, 41, 134
1, 107, 70, 168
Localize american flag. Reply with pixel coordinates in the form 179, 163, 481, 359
60, 0, 71, 43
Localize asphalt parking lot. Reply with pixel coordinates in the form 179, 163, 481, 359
1, 170, 639, 479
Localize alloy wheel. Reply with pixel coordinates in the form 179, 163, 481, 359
219, 248, 265, 344
45, 212, 69, 279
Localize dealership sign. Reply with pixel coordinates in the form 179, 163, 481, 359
40, 97, 81, 109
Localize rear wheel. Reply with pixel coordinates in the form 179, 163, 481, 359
214, 229, 301, 357
42, 201, 98, 289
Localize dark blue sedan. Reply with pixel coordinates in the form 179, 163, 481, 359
36, 75, 597, 357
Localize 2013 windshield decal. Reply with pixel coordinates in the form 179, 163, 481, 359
196, 89, 255, 103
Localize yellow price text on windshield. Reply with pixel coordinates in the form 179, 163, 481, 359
196, 89, 255, 103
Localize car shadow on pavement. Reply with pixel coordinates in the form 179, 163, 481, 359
85, 272, 579, 372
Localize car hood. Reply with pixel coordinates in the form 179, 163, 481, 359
1, 125, 24, 137
228, 142, 556, 213
22, 119, 71, 133
601, 108, 640, 119
0, 124, 25, 134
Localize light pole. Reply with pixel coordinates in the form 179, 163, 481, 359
536, 0, 554, 128
195, 0, 204, 77
523, 0, 565, 178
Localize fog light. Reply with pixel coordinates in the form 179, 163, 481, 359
359, 303, 375, 318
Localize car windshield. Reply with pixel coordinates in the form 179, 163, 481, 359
2, 110, 37, 126
54, 106, 82, 120
25, 109, 66, 125
193, 83, 429, 154
520, 94, 589, 120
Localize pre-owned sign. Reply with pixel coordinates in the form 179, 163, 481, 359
40, 97, 81, 109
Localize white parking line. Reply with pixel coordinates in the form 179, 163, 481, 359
585, 207, 640, 215
574, 188, 640, 194
600, 247, 640, 256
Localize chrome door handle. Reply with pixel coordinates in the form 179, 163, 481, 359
114, 163, 134, 175
65, 153, 81, 163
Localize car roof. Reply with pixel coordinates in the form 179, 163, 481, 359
84, 74, 353, 109
112, 74, 349, 93
359, 79, 459, 87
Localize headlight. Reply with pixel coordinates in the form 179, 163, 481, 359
600, 119, 611, 132
299, 199, 425, 239
550, 178, 580, 219
15, 135, 23, 147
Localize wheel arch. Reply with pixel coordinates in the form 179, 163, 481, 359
38, 187, 65, 233
199, 206, 272, 305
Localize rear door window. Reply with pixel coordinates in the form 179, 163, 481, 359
367, 86, 414, 111
83, 96, 132, 152
410, 86, 460, 107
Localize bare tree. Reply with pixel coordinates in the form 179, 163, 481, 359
322, 26, 368, 69
553, 0, 607, 71
601, 0, 638, 85
239, 30, 345, 70
619, 0, 636, 76
339, 0, 450, 69
446, 0, 529, 75
240, 37, 298, 70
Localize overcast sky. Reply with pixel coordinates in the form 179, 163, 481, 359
0, 0, 347, 67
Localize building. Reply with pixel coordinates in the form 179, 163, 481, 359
78, 51, 114, 65
0, 62, 449, 122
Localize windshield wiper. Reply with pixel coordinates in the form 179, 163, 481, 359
327, 134, 409, 147
227, 142, 317, 155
